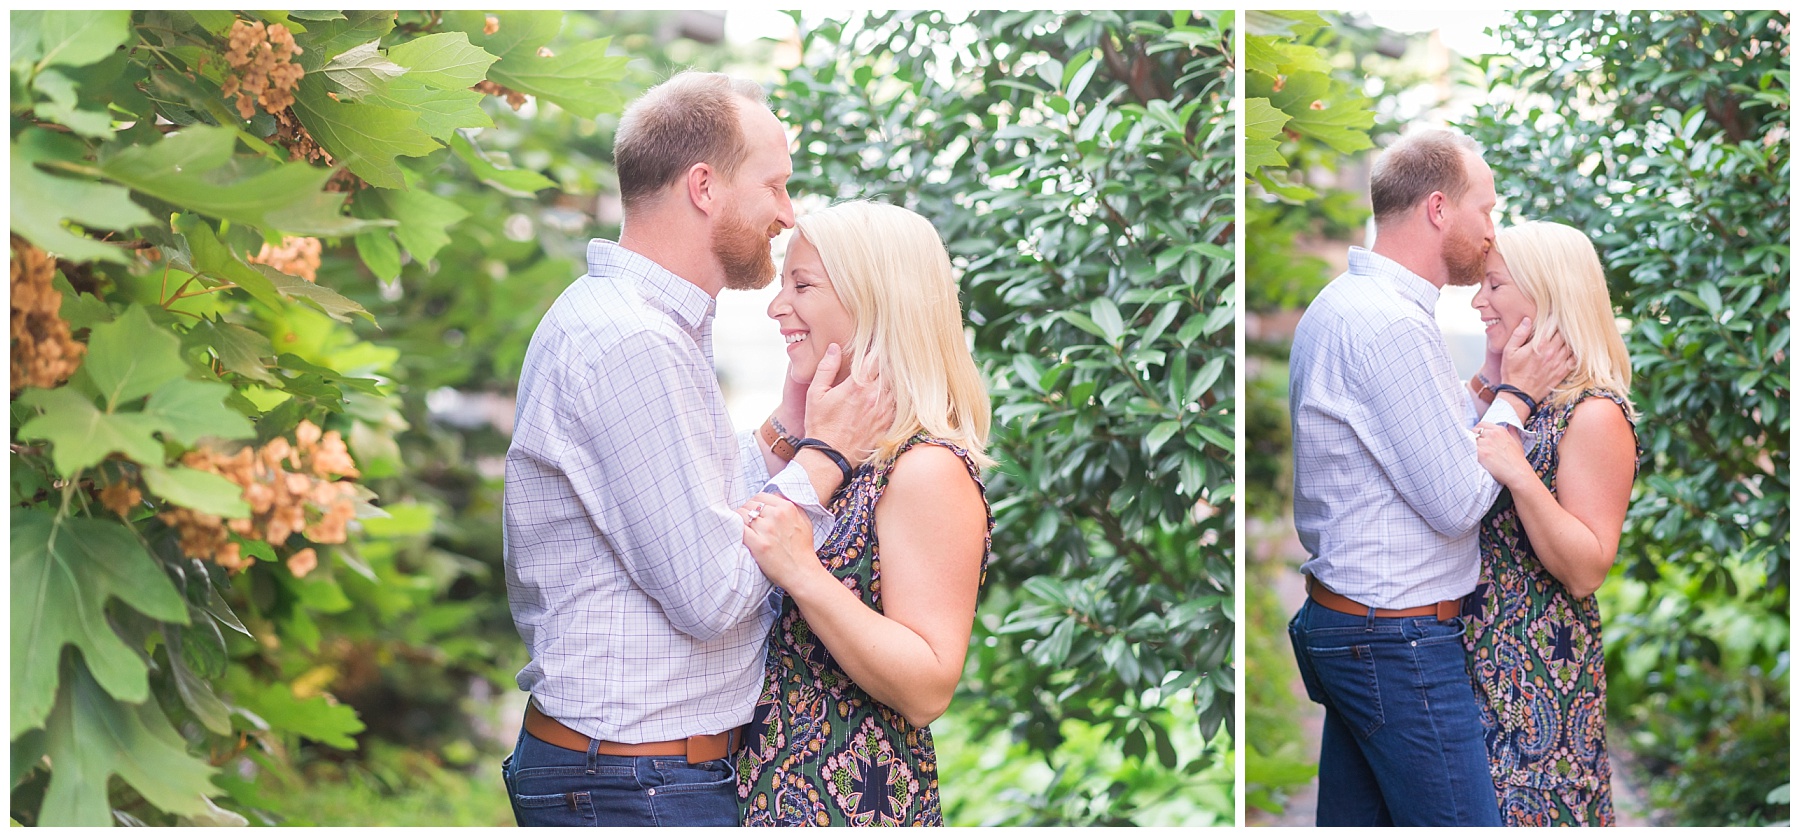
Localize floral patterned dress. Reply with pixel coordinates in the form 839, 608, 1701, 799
1463, 388, 1637, 826
737, 435, 992, 827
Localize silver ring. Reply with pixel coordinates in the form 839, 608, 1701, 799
747, 503, 764, 522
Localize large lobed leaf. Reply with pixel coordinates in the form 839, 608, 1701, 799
11, 510, 189, 736
38, 659, 219, 825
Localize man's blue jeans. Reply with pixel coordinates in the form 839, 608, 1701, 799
1287, 597, 1501, 826
501, 724, 739, 826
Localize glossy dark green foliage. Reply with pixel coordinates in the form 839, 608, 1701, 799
1466, 10, 1789, 825
775, 11, 1235, 824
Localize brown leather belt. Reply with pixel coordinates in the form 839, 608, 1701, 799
1306, 574, 1462, 622
524, 701, 743, 764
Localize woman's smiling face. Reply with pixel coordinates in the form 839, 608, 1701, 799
1472, 247, 1539, 353
767, 234, 856, 385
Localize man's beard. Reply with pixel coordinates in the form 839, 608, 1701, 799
713, 202, 779, 291
1443, 222, 1487, 287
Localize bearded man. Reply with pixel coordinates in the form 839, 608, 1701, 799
501, 71, 888, 827
1284, 128, 1574, 825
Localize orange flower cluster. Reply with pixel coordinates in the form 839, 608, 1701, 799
222, 19, 305, 120
247, 236, 322, 282
10, 236, 85, 393
474, 79, 528, 111
99, 481, 144, 518
160, 421, 361, 574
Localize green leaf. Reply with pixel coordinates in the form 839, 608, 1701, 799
142, 466, 250, 518
82, 305, 188, 409
223, 672, 365, 750
39, 660, 218, 826
293, 10, 395, 68
163, 628, 232, 735
1090, 297, 1125, 343
291, 81, 440, 189
317, 40, 407, 101
1242, 97, 1290, 172
356, 185, 471, 264
385, 31, 499, 90
362, 78, 493, 140
185, 320, 276, 384
446, 11, 629, 119
98, 125, 369, 237
28, 10, 131, 71
451, 132, 555, 196
255, 265, 374, 323
30, 69, 114, 138
16, 388, 164, 476
1146, 420, 1182, 456
141, 378, 256, 446
11, 510, 189, 735
52, 273, 113, 330
354, 228, 402, 281
12, 131, 155, 263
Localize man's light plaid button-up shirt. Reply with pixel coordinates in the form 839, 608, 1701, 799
504, 239, 830, 743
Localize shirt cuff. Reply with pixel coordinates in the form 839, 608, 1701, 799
1478, 398, 1541, 455
764, 459, 836, 550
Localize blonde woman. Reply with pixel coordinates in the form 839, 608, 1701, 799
731, 200, 993, 826
1466, 220, 1639, 826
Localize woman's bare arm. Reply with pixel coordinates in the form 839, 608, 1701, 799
1476, 398, 1635, 598
741, 443, 985, 727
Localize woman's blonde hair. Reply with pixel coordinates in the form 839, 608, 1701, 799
795, 200, 992, 467
1493, 220, 1636, 416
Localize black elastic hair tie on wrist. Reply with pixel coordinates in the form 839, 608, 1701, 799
1490, 384, 1539, 420
793, 438, 852, 487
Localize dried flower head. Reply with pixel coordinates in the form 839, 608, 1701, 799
247, 236, 322, 282
222, 19, 305, 121
11, 236, 86, 393
159, 420, 362, 572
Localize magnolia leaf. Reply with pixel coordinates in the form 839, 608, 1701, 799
11, 510, 189, 735
291, 81, 439, 190
319, 40, 407, 101
141, 378, 256, 446
23, 10, 131, 71
12, 133, 154, 263
39, 661, 218, 826
142, 466, 250, 519
255, 265, 374, 323
83, 305, 189, 409
451, 131, 555, 196
385, 31, 498, 90
98, 126, 369, 237
360, 77, 492, 141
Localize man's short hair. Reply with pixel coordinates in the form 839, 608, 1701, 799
1368, 129, 1483, 223
614, 71, 768, 210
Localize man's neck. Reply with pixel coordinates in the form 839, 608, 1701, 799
619, 220, 724, 298
1368, 233, 1448, 289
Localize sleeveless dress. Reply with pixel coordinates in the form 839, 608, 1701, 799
736, 435, 993, 827
1463, 388, 1637, 826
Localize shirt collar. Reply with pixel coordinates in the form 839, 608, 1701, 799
586, 238, 716, 338
1348, 246, 1440, 314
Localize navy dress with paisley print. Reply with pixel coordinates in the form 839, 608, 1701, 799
1463, 389, 1637, 826
736, 435, 992, 827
